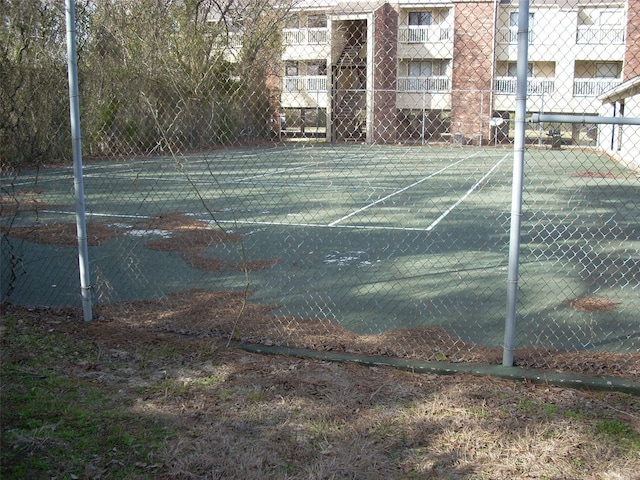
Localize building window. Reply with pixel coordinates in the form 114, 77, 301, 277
599, 10, 623, 26
595, 62, 620, 78
286, 61, 298, 76
409, 11, 432, 26
400, 61, 450, 92
307, 14, 327, 28
306, 61, 327, 76
510, 11, 534, 28
408, 60, 449, 77
509, 11, 535, 43
507, 62, 534, 77
408, 61, 433, 77
285, 14, 299, 29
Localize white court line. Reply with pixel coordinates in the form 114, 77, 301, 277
232, 160, 335, 183
230, 152, 369, 183
327, 153, 478, 227
425, 153, 510, 231
41, 210, 153, 220
215, 219, 439, 232
36, 153, 507, 234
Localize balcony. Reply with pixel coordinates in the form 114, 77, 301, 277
398, 25, 451, 44
573, 78, 622, 97
494, 77, 555, 95
283, 28, 328, 46
576, 25, 625, 44
397, 76, 450, 93
497, 27, 535, 45
283, 76, 328, 93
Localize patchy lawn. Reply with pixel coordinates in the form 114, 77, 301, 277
1, 303, 639, 479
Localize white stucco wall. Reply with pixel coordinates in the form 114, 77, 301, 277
619, 94, 640, 171
599, 77, 640, 172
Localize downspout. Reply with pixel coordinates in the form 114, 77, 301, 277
489, 0, 499, 140
502, 0, 530, 367
611, 102, 617, 151
65, 0, 92, 322
368, 12, 375, 144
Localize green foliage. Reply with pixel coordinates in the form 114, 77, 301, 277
596, 419, 640, 450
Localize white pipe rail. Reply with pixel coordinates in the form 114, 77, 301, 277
529, 113, 640, 125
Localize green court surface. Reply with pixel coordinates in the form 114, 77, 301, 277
2, 143, 638, 352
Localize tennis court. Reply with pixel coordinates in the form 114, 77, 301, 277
2, 143, 638, 353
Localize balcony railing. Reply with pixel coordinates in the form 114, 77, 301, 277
283, 28, 328, 46
398, 25, 451, 43
283, 76, 328, 93
397, 76, 451, 93
576, 25, 625, 44
494, 77, 555, 95
573, 78, 622, 96
227, 32, 243, 49
497, 27, 535, 45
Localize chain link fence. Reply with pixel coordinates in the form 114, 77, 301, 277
1, 0, 638, 379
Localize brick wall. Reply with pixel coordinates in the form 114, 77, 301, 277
624, 0, 640, 80
451, 1, 495, 144
372, 3, 398, 143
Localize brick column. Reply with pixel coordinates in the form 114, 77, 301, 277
624, 0, 640, 80
451, 0, 495, 144
372, 3, 398, 143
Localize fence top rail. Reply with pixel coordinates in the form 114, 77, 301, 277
528, 113, 640, 125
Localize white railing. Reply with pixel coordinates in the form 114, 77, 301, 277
576, 25, 625, 44
283, 28, 328, 45
227, 32, 243, 48
573, 78, 622, 96
283, 76, 328, 92
497, 27, 535, 45
494, 77, 555, 95
398, 25, 451, 44
397, 76, 450, 93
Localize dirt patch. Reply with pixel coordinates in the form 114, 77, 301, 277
85, 289, 639, 379
572, 171, 622, 179
1, 222, 123, 246
1, 211, 279, 272
568, 296, 621, 312
0, 189, 55, 217
140, 212, 280, 272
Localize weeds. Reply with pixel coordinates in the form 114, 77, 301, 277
1, 314, 171, 479
2, 306, 639, 479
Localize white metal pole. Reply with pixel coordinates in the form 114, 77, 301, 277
65, 0, 92, 321
503, 0, 530, 366
529, 113, 640, 125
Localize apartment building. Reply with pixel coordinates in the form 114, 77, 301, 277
279, 0, 637, 144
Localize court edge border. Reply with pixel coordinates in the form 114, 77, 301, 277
237, 342, 640, 396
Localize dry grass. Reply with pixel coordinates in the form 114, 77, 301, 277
2, 302, 639, 480
93, 289, 640, 379
568, 296, 621, 312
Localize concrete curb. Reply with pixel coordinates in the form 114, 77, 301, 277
237, 343, 640, 395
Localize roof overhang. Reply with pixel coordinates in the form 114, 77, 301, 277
600, 76, 640, 104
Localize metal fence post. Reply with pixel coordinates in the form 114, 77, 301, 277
503, 0, 530, 367
65, 0, 92, 322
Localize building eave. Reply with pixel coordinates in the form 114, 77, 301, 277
600, 76, 640, 104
